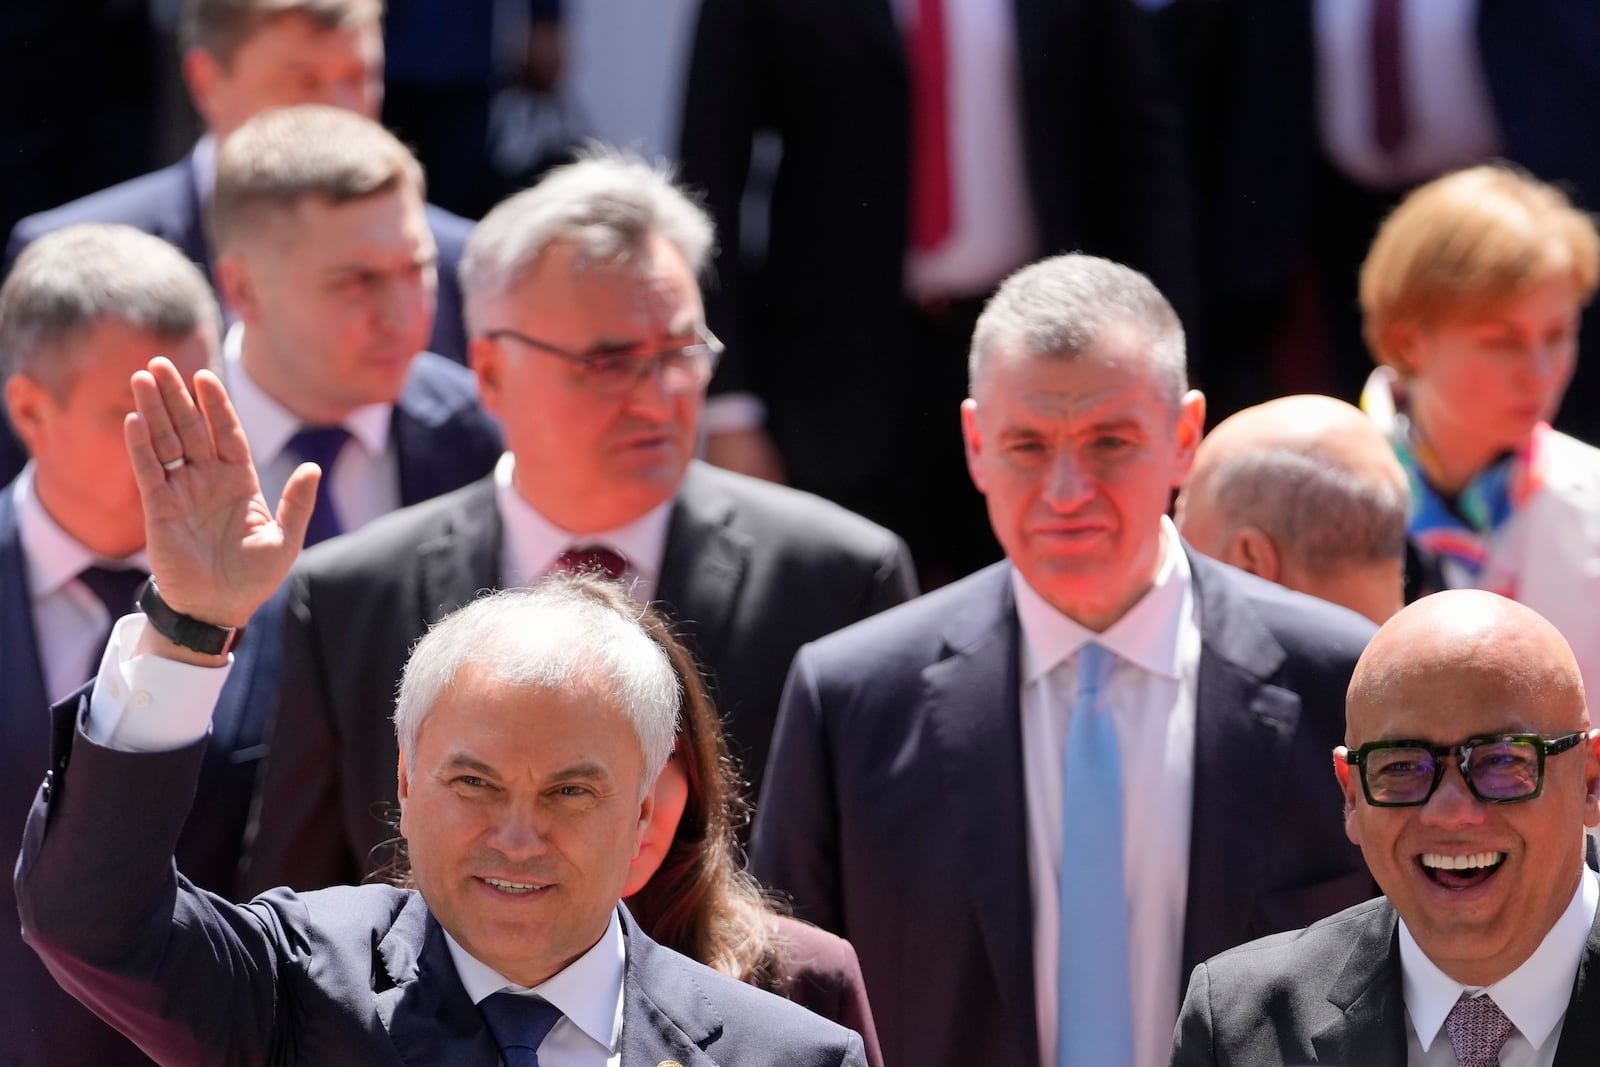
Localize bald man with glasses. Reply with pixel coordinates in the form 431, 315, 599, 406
242, 152, 917, 896
1172, 590, 1600, 1065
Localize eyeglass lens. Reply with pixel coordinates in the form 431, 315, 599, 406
586, 346, 712, 394
1366, 740, 1541, 803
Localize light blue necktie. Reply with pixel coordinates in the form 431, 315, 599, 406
1057, 641, 1134, 1066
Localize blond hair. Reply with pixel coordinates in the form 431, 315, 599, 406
1360, 164, 1600, 374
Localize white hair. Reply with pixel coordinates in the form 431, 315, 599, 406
393, 577, 680, 798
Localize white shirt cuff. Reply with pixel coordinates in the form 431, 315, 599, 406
85, 615, 230, 752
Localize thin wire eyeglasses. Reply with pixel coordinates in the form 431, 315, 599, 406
483, 327, 723, 397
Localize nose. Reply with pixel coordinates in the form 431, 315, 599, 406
485, 805, 550, 861
1041, 451, 1093, 510
621, 356, 677, 418
1417, 762, 1489, 830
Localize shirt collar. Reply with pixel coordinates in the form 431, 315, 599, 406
1400, 866, 1599, 1052
191, 133, 217, 207
222, 322, 393, 462
493, 452, 672, 590
1012, 516, 1191, 684
14, 464, 149, 599
444, 906, 625, 1055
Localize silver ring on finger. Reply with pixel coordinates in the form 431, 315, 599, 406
162, 456, 187, 472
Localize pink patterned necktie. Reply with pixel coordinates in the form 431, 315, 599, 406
1445, 993, 1514, 1067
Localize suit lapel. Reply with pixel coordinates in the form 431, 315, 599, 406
375, 896, 501, 1065
0, 488, 51, 821
1182, 551, 1303, 973
1552, 894, 1600, 1065
617, 909, 726, 1067
417, 479, 502, 615
174, 153, 215, 282
1310, 902, 1407, 1066
921, 566, 1039, 1067
655, 464, 750, 671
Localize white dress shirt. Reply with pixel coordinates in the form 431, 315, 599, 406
14, 465, 151, 701
447, 909, 626, 1067
896, 0, 1038, 301
494, 452, 673, 602
222, 323, 401, 535
1314, 0, 1501, 190
1400, 867, 1598, 1067
83, 625, 625, 1066
1016, 517, 1200, 1067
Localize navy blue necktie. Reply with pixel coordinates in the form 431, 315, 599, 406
479, 992, 563, 1067
284, 426, 351, 546
1057, 641, 1133, 1065
78, 564, 149, 673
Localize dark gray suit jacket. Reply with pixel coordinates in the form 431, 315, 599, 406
14, 701, 867, 1067
1170, 895, 1600, 1065
241, 461, 917, 894
751, 552, 1380, 1067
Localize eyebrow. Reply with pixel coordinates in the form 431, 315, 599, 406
438, 753, 613, 785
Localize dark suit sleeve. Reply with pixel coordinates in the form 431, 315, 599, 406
240, 570, 367, 894
861, 537, 918, 618
778, 918, 885, 1067
752, 645, 845, 934
16, 706, 286, 1064
1170, 962, 1220, 1066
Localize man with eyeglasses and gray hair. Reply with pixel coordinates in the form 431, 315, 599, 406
1173, 589, 1600, 1065
242, 150, 917, 896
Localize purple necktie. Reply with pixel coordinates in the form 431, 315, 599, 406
1445, 993, 1514, 1067
284, 426, 351, 547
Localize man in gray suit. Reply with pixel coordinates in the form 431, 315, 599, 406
242, 151, 917, 895
1172, 590, 1600, 1065
753, 254, 1378, 1067
15, 355, 866, 1064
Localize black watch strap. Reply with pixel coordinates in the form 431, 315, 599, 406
137, 577, 242, 656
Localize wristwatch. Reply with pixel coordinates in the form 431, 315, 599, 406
137, 577, 243, 656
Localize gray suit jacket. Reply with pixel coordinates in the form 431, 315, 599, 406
14, 701, 867, 1067
751, 552, 1380, 1067
1170, 895, 1600, 1065
242, 461, 916, 894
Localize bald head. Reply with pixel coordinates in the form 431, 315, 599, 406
1176, 395, 1408, 623
1347, 590, 1587, 742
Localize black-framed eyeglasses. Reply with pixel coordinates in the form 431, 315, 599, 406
483, 327, 723, 397
1341, 732, 1590, 807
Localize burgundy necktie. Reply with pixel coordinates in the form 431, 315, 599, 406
553, 545, 629, 582
1371, 0, 1408, 155
1445, 993, 1514, 1067
907, 0, 953, 250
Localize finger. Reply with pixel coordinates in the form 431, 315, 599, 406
124, 410, 169, 501
131, 365, 185, 468
152, 356, 216, 465
193, 369, 254, 469
273, 462, 323, 553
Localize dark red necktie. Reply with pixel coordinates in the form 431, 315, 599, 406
907, 0, 953, 250
553, 545, 629, 582
1371, 0, 1408, 155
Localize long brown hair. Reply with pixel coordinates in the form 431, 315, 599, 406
626, 605, 788, 993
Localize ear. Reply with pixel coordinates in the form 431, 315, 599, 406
1385, 322, 1424, 378
1170, 389, 1206, 485
471, 335, 506, 417
1583, 729, 1600, 829
961, 398, 986, 494
1333, 748, 1362, 846
181, 49, 223, 131
215, 253, 261, 325
395, 750, 411, 835
1223, 525, 1281, 582
4, 374, 51, 457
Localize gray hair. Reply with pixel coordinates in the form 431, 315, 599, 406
393, 576, 680, 798
969, 253, 1187, 407
180, 0, 381, 62
460, 147, 715, 336
209, 104, 424, 250
1210, 449, 1410, 575
0, 223, 220, 399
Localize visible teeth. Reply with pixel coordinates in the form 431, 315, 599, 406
1421, 852, 1505, 870
485, 878, 541, 893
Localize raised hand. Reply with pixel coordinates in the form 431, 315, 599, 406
124, 357, 320, 629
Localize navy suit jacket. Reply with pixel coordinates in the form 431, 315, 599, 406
1171, 895, 1600, 1065
751, 552, 1380, 1067
241, 461, 917, 895
13, 701, 867, 1067
0, 483, 277, 1065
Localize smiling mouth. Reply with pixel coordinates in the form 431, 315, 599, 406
1419, 851, 1506, 890
480, 876, 549, 895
